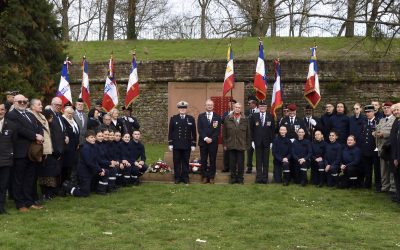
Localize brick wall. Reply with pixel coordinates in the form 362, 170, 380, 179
68, 60, 400, 143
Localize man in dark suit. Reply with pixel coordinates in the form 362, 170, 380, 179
197, 99, 221, 184
168, 101, 197, 184
0, 103, 17, 214
73, 98, 87, 145
303, 104, 322, 140
245, 97, 259, 173
390, 103, 400, 203
121, 106, 140, 136
49, 97, 68, 187
250, 100, 274, 183
6, 95, 44, 212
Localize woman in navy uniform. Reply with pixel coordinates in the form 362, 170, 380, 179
311, 130, 326, 187
291, 128, 312, 186
339, 135, 361, 188
250, 100, 274, 184
324, 131, 342, 187
327, 102, 350, 145
168, 101, 197, 184
272, 126, 292, 185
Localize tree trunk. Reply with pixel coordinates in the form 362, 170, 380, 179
366, 0, 379, 37
61, 0, 69, 41
267, 0, 276, 37
76, 0, 82, 41
106, 0, 116, 40
250, 0, 262, 37
127, 0, 137, 40
345, 0, 357, 37
199, 0, 208, 39
98, 0, 103, 41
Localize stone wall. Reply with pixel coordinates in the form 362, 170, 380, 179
68, 60, 400, 143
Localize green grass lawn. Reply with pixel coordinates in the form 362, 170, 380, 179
66, 37, 400, 63
1, 144, 399, 249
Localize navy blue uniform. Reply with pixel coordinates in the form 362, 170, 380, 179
292, 138, 312, 185
327, 114, 350, 145
131, 140, 148, 184
272, 135, 292, 184
168, 114, 197, 183
311, 140, 326, 186
320, 113, 333, 139
324, 141, 342, 186
73, 142, 108, 197
197, 112, 221, 181
359, 118, 380, 190
339, 145, 361, 188
349, 115, 366, 144
251, 112, 274, 183
119, 141, 134, 186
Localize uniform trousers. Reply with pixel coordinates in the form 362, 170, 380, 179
173, 149, 191, 182
255, 147, 269, 183
0, 166, 10, 211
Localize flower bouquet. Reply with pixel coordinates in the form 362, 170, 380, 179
189, 158, 202, 174
148, 159, 171, 174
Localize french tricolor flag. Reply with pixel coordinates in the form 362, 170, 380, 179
222, 44, 234, 96
80, 56, 91, 109
304, 47, 321, 108
102, 56, 119, 112
125, 52, 140, 107
253, 40, 267, 101
270, 59, 283, 118
56, 58, 73, 107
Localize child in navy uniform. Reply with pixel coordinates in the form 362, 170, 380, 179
291, 128, 312, 186
311, 130, 326, 187
272, 126, 292, 185
119, 133, 134, 186
130, 130, 148, 185
63, 130, 109, 197
97, 129, 118, 192
324, 131, 342, 187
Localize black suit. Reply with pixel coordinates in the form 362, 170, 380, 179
121, 116, 140, 135
390, 118, 400, 201
251, 112, 274, 183
279, 116, 308, 140
109, 118, 125, 133
197, 112, 221, 180
360, 118, 380, 190
245, 109, 259, 171
168, 114, 197, 183
0, 118, 17, 212
6, 109, 42, 209
303, 116, 323, 140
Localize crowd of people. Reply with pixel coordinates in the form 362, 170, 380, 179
168, 96, 400, 207
0, 91, 147, 214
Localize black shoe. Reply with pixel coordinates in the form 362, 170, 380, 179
183, 179, 189, 184
62, 181, 73, 194
230, 179, 237, 184
222, 169, 229, 173
246, 168, 252, 174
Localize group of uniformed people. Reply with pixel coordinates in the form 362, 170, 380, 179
0, 91, 148, 214
168, 96, 400, 205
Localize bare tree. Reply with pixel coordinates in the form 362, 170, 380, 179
127, 0, 137, 39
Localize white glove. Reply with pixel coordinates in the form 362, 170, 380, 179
128, 117, 134, 123
251, 141, 255, 149
290, 138, 295, 143
191, 146, 196, 152
310, 118, 316, 126
270, 143, 273, 149
168, 145, 173, 151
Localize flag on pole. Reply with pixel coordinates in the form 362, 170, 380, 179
253, 40, 267, 101
304, 47, 321, 108
125, 51, 140, 107
56, 57, 73, 107
270, 58, 283, 118
222, 44, 234, 96
80, 56, 91, 109
102, 56, 119, 112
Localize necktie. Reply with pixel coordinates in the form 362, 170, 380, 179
261, 113, 264, 126
0, 119, 3, 132
22, 111, 32, 123
386, 117, 389, 122
180, 115, 184, 120
79, 112, 84, 127
56, 113, 64, 131
207, 112, 211, 124
290, 118, 293, 125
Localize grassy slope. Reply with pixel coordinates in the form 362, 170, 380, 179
1, 145, 400, 249
66, 37, 400, 63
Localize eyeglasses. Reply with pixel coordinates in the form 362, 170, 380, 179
16, 100, 28, 105
54, 104, 62, 107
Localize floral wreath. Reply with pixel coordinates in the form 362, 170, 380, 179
148, 159, 171, 174
189, 158, 202, 174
